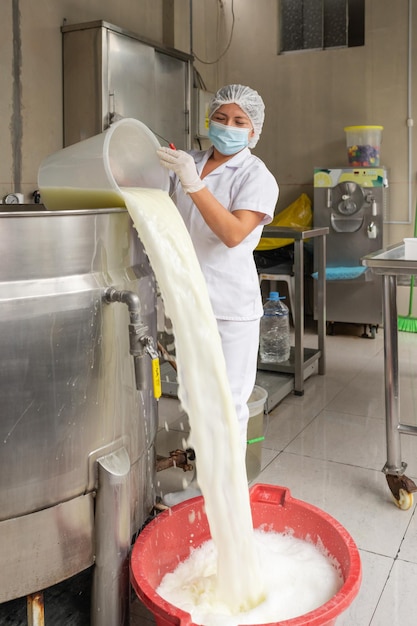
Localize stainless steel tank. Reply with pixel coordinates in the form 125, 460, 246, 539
0, 206, 158, 622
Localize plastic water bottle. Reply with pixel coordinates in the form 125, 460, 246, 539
259, 292, 290, 363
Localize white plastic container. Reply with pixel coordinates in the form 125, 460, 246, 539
404, 238, 417, 260
38, 118, 169, 210
344, 125, 383, 167
246, 385, 268, 481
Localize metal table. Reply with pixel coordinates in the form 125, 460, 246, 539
257, 225, 328, 395
363, 243, 417, 509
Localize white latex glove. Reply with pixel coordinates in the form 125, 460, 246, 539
157, 147, 205, 194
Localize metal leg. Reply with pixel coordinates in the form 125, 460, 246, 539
27, 593, 45, 626
382, 274, 403, 474
92, 447, 131, 626
316, 234, 326, 375
381, 274, 417, 509
361, 246, 417, 508
293, 240, 304, 395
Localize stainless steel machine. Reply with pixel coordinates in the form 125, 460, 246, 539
61, 20, 192, 150
0, 21, 195, 624
0, 207, 159, 624
313, 167, 388, 336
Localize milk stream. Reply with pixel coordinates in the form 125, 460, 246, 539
122, 188, 343, 623
122, 188, 265, 613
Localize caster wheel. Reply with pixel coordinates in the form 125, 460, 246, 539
386, 473, 417, 510
392, 488, 414, 511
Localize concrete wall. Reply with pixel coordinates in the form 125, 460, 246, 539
1, 0, 416, 253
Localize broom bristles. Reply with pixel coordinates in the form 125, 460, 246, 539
398, 315, 417, 333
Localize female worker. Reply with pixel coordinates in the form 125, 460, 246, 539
157, 84, 279, 449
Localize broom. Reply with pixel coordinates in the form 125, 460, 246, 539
398, 200, 417, 332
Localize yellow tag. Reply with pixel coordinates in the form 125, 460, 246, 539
152, 358, 162, 399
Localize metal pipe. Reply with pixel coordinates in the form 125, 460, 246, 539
104, 287, 143, 326
104, 288, 158, 392
406, 0, 413, 225
189, 0, 193, 54
293, 239, 304, 395
385, 0, 413, 225
156, 449, 194, 473
316, 233, 326, 375
11, 0, 23, 195
156, 453, 191, 473
398, 423, 417, 436
91, 447, 131, 626
27, 592, 45, 626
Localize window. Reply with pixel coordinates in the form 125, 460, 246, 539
279, 0, 365, 53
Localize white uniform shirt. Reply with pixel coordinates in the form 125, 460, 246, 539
172, 147, 279, 321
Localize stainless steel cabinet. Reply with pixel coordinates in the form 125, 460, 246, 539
62, 20, 192, 150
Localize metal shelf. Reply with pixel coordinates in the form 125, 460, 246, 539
257, 225, 328, 395
258, 346, 321, 375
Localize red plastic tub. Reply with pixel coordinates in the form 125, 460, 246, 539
130, 484, 361, 626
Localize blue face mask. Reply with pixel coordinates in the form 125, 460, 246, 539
208, 120, 250, 155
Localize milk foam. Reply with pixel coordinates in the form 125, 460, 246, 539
157, 529, 343, 625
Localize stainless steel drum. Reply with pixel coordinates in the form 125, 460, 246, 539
0, 206, 157, 621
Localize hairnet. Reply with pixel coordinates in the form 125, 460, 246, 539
208, 84, 265, 148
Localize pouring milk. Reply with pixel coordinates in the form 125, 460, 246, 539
122, 187, 342, 624
122, 187, 265, 613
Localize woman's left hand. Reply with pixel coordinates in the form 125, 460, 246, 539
157, 148, 205, 194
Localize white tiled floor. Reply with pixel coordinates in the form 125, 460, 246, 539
134, 323, 417, 626
2, 323, 417, 625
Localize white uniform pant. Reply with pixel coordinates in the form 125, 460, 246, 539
216, 318, 260, 449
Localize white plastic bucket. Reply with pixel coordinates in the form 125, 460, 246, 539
246, 385, 267, 481
404, 238, 417, 260
38, 118, 169, 210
